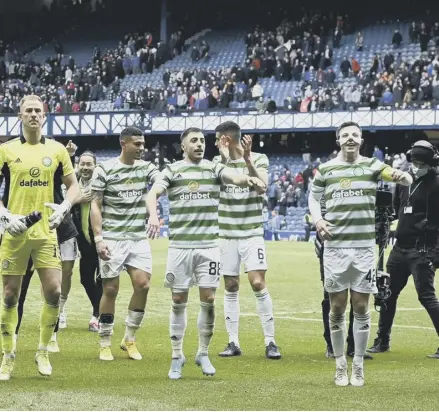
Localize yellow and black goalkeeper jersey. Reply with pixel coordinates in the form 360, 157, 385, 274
0, 136, 74, 240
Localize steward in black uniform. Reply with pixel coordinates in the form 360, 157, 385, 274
368, 140, 439, 358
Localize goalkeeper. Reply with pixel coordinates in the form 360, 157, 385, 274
0, 95, 80, 381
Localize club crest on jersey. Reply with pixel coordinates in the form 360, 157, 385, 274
2, 260, 9, 269
42, 157, 52, 167
166, 273, 175, 283
135, 169, 145, 180
353, 167, 364, 177
188, 181, 200, 191
201, 171, 212, 179
339, 178, 351, 189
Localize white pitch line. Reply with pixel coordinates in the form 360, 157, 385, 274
240, 313, 435, 331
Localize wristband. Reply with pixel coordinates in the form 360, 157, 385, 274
94, 235, 103, 243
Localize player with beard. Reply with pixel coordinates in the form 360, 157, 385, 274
146, 127, 266, 379
308, 121, 412, 387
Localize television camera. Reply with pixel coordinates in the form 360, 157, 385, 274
374, 182, 393, 311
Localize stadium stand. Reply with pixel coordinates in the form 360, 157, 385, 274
3, 9, 439, 114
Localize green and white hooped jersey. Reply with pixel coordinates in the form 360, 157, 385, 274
311, 156, 388, 248
213, 152, 268, 239
154, 159, 226, 249
91, 158, 159, 241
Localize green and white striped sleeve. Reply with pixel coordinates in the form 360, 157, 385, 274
146, 162, 160, 184
213, 162, 226, 184
153, 165, 174, 190
91, 164, 107, 192
254, 153, 269, 171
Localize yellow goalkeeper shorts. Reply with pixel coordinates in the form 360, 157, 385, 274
0, 237, 61, 275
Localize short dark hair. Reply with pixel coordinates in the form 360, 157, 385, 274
180, 127, 203, 142
120, 126, 144, 141
336, 121, 361, 138
215, 121, 241, 142
79, 150, 96, 164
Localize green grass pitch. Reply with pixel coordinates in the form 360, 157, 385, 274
3, 240, 439, 410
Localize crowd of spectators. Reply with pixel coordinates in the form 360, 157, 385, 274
0, 27, 185, 114
3, 7, 439, 115
108, 13, 439, 114
245, 14, 439, 112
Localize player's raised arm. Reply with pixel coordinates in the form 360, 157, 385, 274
242, 135, 269, 188
380, 165, 413, 186
214, 132, 230, 164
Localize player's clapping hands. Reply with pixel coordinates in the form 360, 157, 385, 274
242, 134, 253, 160
218, 135, 230, 160
146, 215, 161, 240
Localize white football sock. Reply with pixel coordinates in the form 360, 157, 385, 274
224, 291, 240, 346
353, 311, 371, 365
197, 301, 215, 356
170, 303, 187, 358
98, 322, 114, 348
60, 296, 67, 314
124, 310, 145, 342
254, 288, 275, 346
329, 312, 346, 359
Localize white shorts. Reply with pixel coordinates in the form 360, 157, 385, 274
219, 237, 268, 277
99, 239, 152, 279
59, 238, 79, 262
165, 248, 220, 291
323, 247, 377, 294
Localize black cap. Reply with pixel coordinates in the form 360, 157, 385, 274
411, 145, 435, 165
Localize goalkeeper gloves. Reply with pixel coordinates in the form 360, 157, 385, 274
0, 208, 28, 236
44, 200, 72, 230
